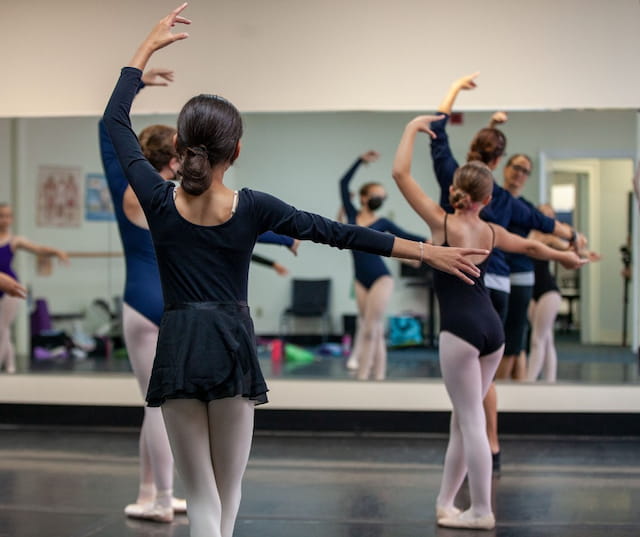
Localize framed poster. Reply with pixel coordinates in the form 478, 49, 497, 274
36, 165, 82, 227
85, 173, 114, 221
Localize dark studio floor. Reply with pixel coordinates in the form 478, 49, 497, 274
1, 427, 639, 537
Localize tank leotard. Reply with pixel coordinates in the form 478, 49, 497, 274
532, 259, 559, 301
340, 159, 426, 289
433, 215, 504, 355
0, 243, 17, 299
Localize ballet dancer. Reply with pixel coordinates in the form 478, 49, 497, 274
102, 6, 488, 537
0, 202, 68, 373
393, 115, 586, 529
527, 204, 600, 382
430, 72, 586, 470
100, 70, 296, 523
339, 151, 426, 380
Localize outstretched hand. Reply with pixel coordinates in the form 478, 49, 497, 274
560, 251, 589, 270
142, 68, 175, 86
424, 243, 489, 285
360, 150, 380, 164
408, 115, 446, 139
454, 72, 480, 91
489, 111, 508, 128
130, 3, 191, 70
0, 274, 27, 299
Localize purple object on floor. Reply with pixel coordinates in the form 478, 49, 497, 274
30, 298, 52, 335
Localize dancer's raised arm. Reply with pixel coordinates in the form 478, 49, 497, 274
437, 72, 479, 116
393, 115, 447, 233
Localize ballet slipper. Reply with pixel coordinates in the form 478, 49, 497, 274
124, 502, 174, 523
438, 508, 495, 530
436, 504, 461, 521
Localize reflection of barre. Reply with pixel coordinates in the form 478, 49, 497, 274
66, 251, 123, 258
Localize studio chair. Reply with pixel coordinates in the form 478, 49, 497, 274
279, 279, 332, 343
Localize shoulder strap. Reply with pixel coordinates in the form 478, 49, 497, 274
443, 213, 449, 244
231, 190, 239, 216
487, 223, 495, 250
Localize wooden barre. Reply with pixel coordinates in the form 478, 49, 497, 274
66, 251, 123, 258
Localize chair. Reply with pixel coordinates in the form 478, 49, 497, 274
279, 279, 332, 342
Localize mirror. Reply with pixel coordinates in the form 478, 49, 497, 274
1, 109, 637, 386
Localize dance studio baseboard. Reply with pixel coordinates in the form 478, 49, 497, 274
0, 376, 638, 435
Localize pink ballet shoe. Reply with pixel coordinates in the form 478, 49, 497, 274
124, 502, 174, 523
171, 497, 187, 514
436, 504, 461, 521
438, 508, 495, 530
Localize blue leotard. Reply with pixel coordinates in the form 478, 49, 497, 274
340, 158, 426, 289
0, 243, 17, 299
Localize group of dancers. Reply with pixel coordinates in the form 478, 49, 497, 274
0, 3, 605, 534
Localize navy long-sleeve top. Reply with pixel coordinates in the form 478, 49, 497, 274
505, 196, 536, 275
429, 114, 555, 279
340, 158, 426, 289
100, 85, 296, 324
103, 67, 396, 306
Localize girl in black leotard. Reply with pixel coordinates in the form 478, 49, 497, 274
392, 115, 586, 530
103, 7, 489, 537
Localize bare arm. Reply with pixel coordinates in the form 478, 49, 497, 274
0, 273, 27, 299
437, 72, 479, 115
128, 3, 191, 71
13, 237, 69, 263
392, 116, 446, 232
494, 225, 586, 269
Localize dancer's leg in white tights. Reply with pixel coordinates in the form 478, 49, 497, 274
123, 304, 174, 505
527, 291, 561, 382
347, 282, 368, 369
437, 332, 503, 516
0, 294, 20, 373
356, 276, 394, 381
162, 397, 255, 537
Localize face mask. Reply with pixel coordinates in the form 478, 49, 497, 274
367, 196, 385, 211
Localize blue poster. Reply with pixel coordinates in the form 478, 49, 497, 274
85, 173, 114, 221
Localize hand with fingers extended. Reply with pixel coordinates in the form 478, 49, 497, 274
130, 3, 191, 70
360, 150, 380, 164
0, 273, 27, 299
489, 111, 508, 128
424, 243, 489, 285
273, 263, 289, 276
142, 68, 175, 86
559, 250, 589, 270
408, 115, 447, 139
454, 72, 480, 91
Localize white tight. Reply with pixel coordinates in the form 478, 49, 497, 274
437, 331, 503, 517
122, 304, 174, 503
162, 397, 255, 537
527, 291, 561, 382
0, 294, 20, 373
353, 276, 394, 381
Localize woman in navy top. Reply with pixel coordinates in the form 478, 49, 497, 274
393, 115, 585, 530
339, 151, 426, 380
103, 7, 487, 536
100, 70, 298, 523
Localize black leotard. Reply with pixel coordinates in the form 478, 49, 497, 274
433, 215, 505, 356
532, 259, 560, 301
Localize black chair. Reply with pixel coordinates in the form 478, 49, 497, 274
279, 279, 332, 342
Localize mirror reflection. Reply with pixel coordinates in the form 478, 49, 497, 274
0, 108, 636, 384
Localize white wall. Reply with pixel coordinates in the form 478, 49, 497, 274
3, 109, 637, 345
2, 0, 640, 116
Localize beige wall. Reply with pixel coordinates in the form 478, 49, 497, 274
2, 0, 640, 116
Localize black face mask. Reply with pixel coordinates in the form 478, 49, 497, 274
367, 196, 385, 211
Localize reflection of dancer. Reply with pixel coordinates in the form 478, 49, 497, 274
0, 273, 26, 298
0, 203, 68, 373
339, 151, 426, 380
393, 116, 586, 529
103, 7, 486, 536
527, 205, 600, 382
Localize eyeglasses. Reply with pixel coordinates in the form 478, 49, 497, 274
510, 164, 531, 176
